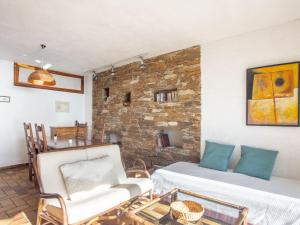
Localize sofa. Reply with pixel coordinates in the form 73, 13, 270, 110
151, 162, 300, 225
35, 144, 153, 225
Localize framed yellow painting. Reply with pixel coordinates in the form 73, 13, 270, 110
247, 62, 300, 126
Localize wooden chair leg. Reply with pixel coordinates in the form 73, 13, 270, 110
28, 161, 33, 181
149, 190, 153, 200
33, 172, 38, 187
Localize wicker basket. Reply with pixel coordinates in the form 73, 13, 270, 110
170, 200, 204, 222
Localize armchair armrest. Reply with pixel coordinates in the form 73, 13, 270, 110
132, 159, 147, 171
40, 192, 65, 202
127, 159, 150, 178
39, 192, 68, 225
126, 169, 150, 178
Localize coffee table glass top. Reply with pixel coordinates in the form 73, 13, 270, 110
127, 189, 248, 225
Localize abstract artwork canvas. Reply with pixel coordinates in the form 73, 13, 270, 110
247, 62, 299, 126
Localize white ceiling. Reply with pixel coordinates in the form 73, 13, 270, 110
0, 0, 300, 74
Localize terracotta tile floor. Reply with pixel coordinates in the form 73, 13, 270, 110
0, 165, 39, 224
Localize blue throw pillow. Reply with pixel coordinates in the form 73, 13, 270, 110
199, 141, 235, 171
234, 145, 278, 180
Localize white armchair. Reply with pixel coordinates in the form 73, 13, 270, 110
35, 145, 153, 225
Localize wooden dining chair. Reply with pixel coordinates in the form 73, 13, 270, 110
23, 122, 36, 181
75, 120, 88, 144
35, 123, 48, 153
92, 123, 106, 144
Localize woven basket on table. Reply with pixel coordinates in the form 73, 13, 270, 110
170, 200, 204, 222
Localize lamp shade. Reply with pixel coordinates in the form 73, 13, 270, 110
28, 69, 56, 86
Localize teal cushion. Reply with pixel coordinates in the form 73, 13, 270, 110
234, 145, 278, 180
199, 141, 235, 171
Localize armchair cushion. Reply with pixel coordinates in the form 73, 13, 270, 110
117, 177, 153, 197
86, 145, 127, 180
47, 178, 153, 224
38, 150, 88, 199
60, 156, 119, 200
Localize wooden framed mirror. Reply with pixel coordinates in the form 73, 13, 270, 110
14, 63, 84, 94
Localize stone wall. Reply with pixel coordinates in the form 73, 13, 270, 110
93, 46, 201, 167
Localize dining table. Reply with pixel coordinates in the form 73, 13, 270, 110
47, 139, 108, 151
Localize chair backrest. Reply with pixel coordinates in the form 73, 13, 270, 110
75, 120, 88, 143
92, 123, 105, 143
35, 124, 48, 153
23, 122, 35, 156
37, 145, 126, 198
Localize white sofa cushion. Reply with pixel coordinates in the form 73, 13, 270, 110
86, 145, 127, 181
38, 150, 88, 199
118, 178, 154, 197
48, 178, 153, 224
60, 156, 119, 200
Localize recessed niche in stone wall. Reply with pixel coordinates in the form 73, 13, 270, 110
103, 88, 109, 101
165, 128, 183, 148
106, 132, 122, 145
156, 128, 183, 152
123, 92, 131, 106
154, 89, 178, 103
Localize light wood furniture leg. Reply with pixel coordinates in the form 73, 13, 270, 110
36, 199, 44, 225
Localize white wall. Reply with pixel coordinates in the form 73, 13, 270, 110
202, 20, 300, 179
84, 75, 93, 138
0, 60, 87, 167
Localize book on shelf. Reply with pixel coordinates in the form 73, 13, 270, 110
161, 134, 170, 147
156, 133, 170, 148
155, 89, 177, 103
156, 134, 162, 147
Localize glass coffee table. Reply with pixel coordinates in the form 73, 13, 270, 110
126, 189, 248, 225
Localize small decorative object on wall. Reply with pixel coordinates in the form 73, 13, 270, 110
0, 96, 10, 103
55, 101, 70, 113
247, 62, 299, 126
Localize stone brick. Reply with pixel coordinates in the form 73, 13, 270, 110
155, 122, 169, 127
178, 89, 195, 95
144, 116, 154, 121
168, 122, 178, 126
